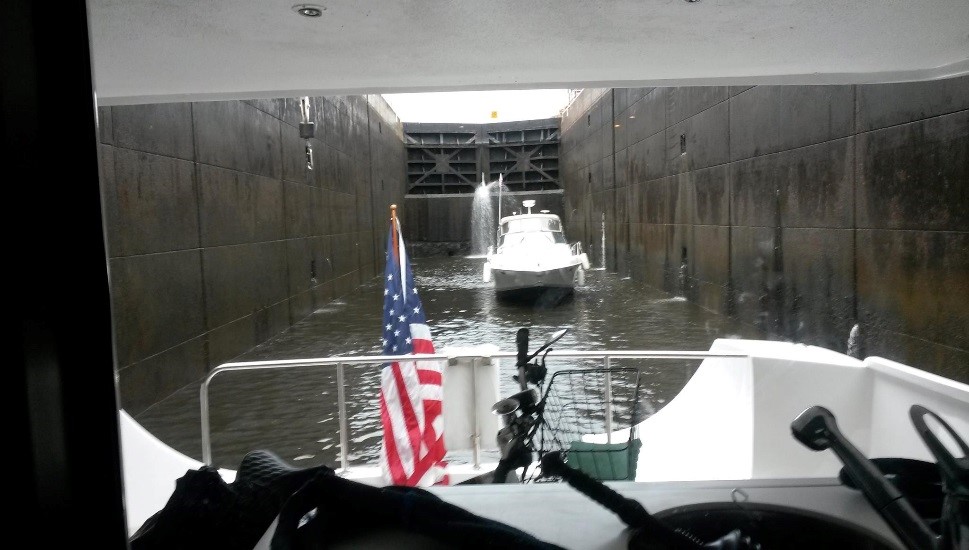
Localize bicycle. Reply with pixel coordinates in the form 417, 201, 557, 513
489, 327, 650, 484
487, 327, 760, 549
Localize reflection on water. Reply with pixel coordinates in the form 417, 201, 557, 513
135, 256, 761, 470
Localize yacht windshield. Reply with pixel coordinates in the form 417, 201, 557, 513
501, 231, 565, 248
499, 230, 567, 247
503, 217, 561, 234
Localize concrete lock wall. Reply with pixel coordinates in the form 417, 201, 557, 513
560, 79, 968, 383
97, 95, 407, 415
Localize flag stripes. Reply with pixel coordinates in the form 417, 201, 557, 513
379, 209, 448, 486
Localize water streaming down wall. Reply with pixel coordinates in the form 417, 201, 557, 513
471, 182, 495, 256
601, 212, 607, 270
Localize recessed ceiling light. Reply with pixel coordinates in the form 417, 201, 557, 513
293, 4, 325, 17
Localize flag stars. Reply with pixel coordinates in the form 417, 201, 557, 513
413, 306, 420, 314
383, 289, 389, 296
392, 345, 398, 352
387, 274, 393, 281
389, 309, 395, 316
393, 293, 399, 301
398, 315, 406, 322
394, 330, 400, 336
405, 337, 412, 344
385, 324, 392, 331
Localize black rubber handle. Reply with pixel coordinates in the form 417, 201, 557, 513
791, 406, 937, 550
791, 406, 904, 508
516, 328, 530, 367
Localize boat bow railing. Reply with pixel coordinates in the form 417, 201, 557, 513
200, 350, 750, 471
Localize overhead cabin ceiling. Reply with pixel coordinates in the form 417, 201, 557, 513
88, 0, 969, 105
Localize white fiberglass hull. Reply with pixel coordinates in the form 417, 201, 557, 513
490, 263, 580, 293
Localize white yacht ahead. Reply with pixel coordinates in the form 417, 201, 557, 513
483, 200, 589, 299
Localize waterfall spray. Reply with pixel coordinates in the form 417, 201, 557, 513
497, 173, 503, 225
470, 173, 515, 257
471, 174, 494, 256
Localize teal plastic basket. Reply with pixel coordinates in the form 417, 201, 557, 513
567, 438, 642, 481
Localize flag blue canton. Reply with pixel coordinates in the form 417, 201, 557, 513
382, 226, 425, 355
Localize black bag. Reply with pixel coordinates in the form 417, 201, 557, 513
130, 450, 333, 550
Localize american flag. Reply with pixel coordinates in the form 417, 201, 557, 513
379, 212, 448, 486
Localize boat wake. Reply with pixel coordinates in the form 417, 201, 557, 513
652, 296, 687, 303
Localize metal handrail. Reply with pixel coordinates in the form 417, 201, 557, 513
200, 350, 750, 468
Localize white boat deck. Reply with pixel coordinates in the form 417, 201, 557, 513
120, 339, 969, 545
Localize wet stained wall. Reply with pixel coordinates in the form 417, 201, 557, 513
97, 96, 407, 414
560, 78, 968, 382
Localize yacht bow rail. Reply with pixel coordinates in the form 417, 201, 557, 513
200, 350, 750, 469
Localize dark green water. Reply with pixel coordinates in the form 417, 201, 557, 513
135, 256, 760, 470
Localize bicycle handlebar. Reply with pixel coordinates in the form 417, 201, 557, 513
516, 328, 530, 391
516, 328, 530, 366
